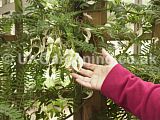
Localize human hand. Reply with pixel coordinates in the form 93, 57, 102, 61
71, 48, 118, 90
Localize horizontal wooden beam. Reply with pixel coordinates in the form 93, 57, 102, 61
0, 34, 17, 41
103, 33, 153, 41
0, 32, 153, 42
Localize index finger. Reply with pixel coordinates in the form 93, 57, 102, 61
83, 62, 96, 70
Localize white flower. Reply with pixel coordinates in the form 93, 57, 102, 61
83, 13, 93, 20
83, 28, 92, 43
105, 23, 111, 27
43, 67, 56, 88
55, 37, 61, 44
64, 49, 75, 56
49, 54, 58, 65
98, 27, 105, 30
47, 37, 54, 44
64, 49, 83, 72
61, 73, 71, 87
46, 44, 53, 63
87, 1, 96, 5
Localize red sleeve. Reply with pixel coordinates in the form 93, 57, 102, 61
101, 64, 160, 120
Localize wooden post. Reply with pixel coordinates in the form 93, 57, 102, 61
72, 1, 107, 120
134, 0, 142, 55
14, 0, 25, 111
153, 21, 160, 57
154, 22, 160, 39
73, 85, 83, 120
81, 1, 107, 120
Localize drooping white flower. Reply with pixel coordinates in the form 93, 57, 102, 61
83, 28, 92, 43
87, 1, 96, 5
55, 37, 61, 44
64, 49, 83, 72
43, 67, 56, 88
72, 53, 83, 72
105, 23, 111, 27
61, 74, 71, 87
64, 49, 75, 68
98, 27, 105, 30
46, 43, 53, 63
47, 37, 54, 44
50, 54, 59, 65
83, 13, 93, 20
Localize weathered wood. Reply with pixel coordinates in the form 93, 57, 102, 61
82, 91, 106, 120
0, 32, 152, 42
134, 0, 142, 54
154, 23, 160, 38
84, 1, 107, 25
81, 1, 107, 120
73, 84, 83, 120
14, 0, 25, 111
0, 34, 16, 41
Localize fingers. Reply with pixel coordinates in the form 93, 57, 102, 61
76, 78, 92, 88
71, 73, 92, 88
102, 48, 117, 65
71, 73, 83, 80
83, 62, 96, 70
71, 73, 90, 82
78, 68, 93, 77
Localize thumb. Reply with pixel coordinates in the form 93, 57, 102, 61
102, 48, 117, 65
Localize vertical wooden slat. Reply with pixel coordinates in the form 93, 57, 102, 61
154, 23, 160, 39
134, 0, 142, 54
81, 1, 107, 120
73, 84, 83, 120
14, 0, 24, 111
82, 91, 106, 120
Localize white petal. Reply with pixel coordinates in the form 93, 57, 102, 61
77, 56, 84, 70
83, 34, 90, 43
44, 78, 55, 88
61, 75, 70, 87
50, 54, 59, 65
45, 44, 53, 62
83, 28, 92, 43
64, 57, 72, 68
83, 13, 93, 20
47, 37, 54, 44
87, 1, 96, 5
64, 49, 70, 56
55, 37, 61, 44
105, 23, 111, 27
71, 60, 79, 72
44, 67, 50, 78
84, 28, 93, 31
64, 49, 83, 71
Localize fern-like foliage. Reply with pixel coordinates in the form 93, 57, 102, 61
0, 102, 24, 120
